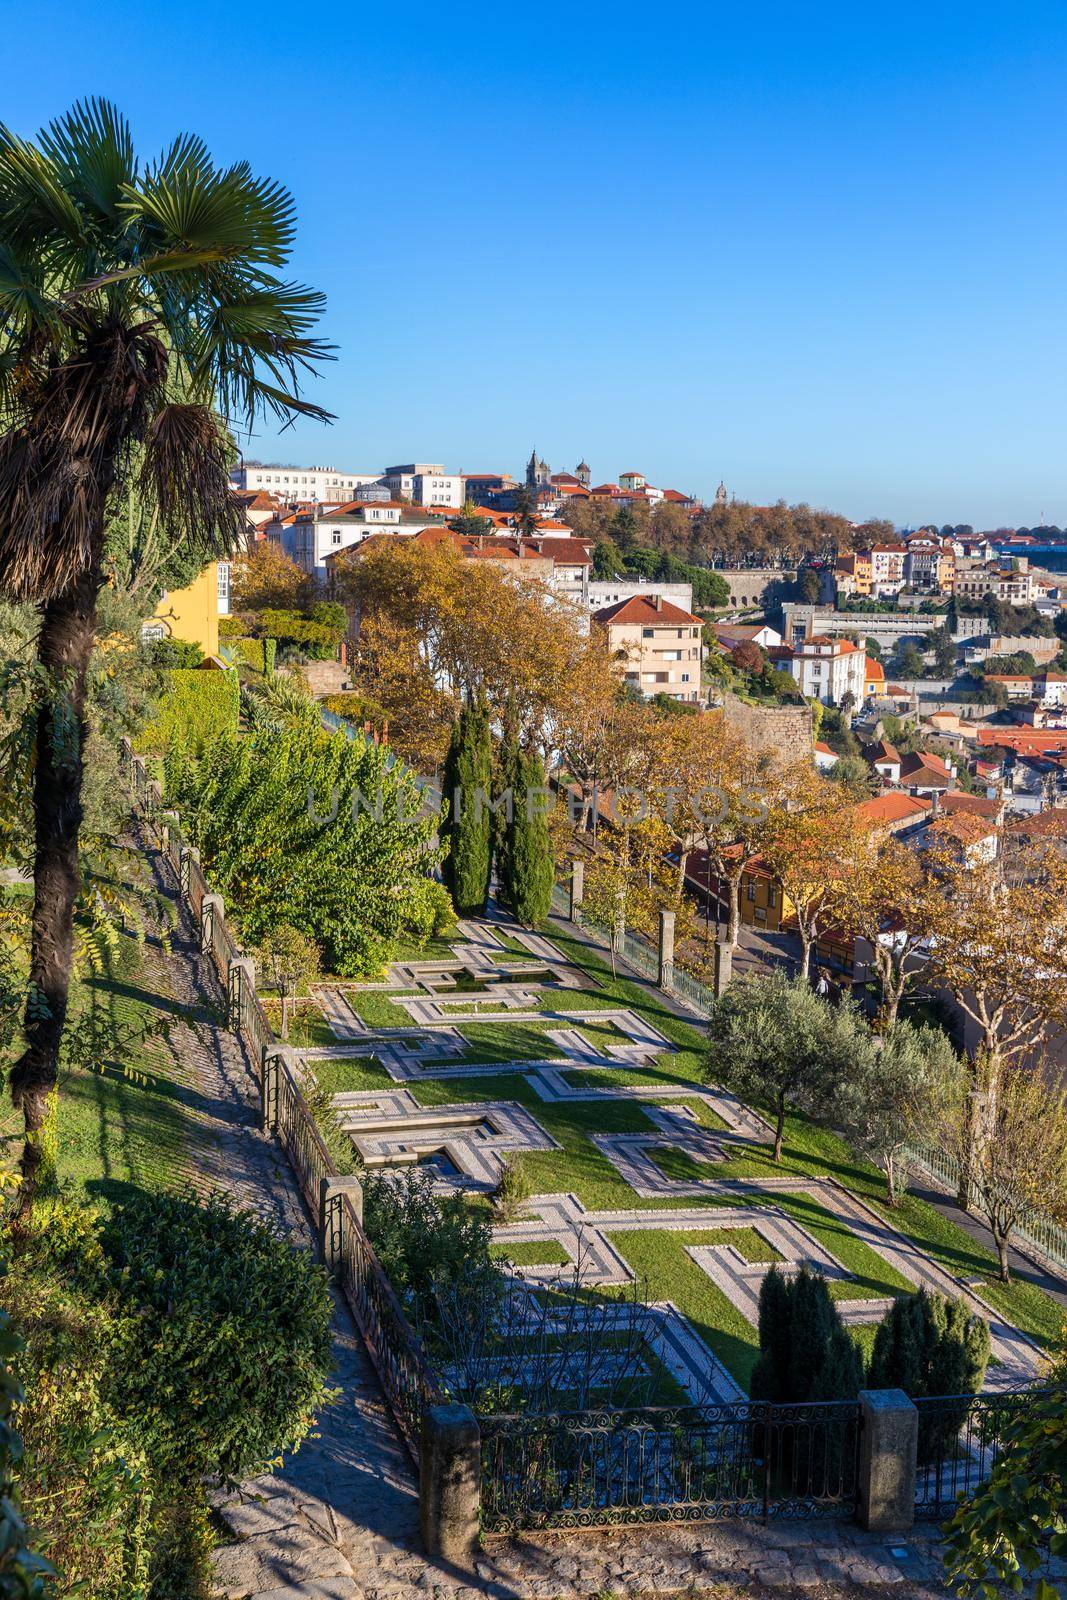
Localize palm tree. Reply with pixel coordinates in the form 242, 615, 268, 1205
0, 101, 330, 1228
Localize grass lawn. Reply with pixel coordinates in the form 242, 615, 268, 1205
1, 934, 203, 1207
491, 1238, 572, 1267
307, 915, 1066, 1381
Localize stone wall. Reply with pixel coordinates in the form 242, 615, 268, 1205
301, 659, 353, 697
721, 694, 813, 762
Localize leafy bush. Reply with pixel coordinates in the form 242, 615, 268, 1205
223, 636, 275, 675
169, 721, 450, 973
253, 608, 343, 661
362, 1167, 492, 1312
138, 668, 239, 754
218, 615, 243, 638
99, 1190, 334, 1481
7, 1190, 335, 1600
492, 1154, 532, 1223
142, 637, 203, 669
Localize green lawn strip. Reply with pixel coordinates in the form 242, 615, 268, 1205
344, 988, 423, 1028
491, 1238, 571, 1267
41, 941, 202, 1204
388, 933, 466, 964
564, 1059, 708, 1093
309, 1054, 397, 1097
411, 1074, 723, 1211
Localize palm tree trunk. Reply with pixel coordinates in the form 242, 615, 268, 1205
9, 571, 99, 1238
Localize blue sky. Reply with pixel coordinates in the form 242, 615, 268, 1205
8, 2, 1067, 527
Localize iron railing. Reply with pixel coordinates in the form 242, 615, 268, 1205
479, 1399, 861, 1532
913, 1387, 1055, 1520
905, 1143, 1067, 1271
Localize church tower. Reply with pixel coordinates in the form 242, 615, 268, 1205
575, 458, 591, 488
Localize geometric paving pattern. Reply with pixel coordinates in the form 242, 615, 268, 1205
305, 908, 1047, 1404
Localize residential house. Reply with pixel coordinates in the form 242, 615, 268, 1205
769, 635, 866, 706
853, 790, 933, 838
898, 750, 954, 797
143, 562, 223, 656
592, 594, 704, 703
379, 463, 465, 508
713, 621, 784, 651
865, 656, 886, 698
813, 741, 839, 773
274, 502, 450, 581
834, 551, 873, 598
919, 811, 999, 867
862, 739, 902, 785
591, 579, 695, 614
869, 545, 907, 596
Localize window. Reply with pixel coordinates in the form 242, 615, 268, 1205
141, 620, 166, 641
745, 878, 756, 902
642, 627, 655, 638
332, 532, 342, 545
681, 673, 690, 683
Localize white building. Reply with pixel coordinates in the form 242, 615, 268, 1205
588, 578, 693, 613
771, 635, 866, 706
592, 594, 704, 704
230, 462, 379, 503
380, 463, 465, 508
272, 504, 446, 582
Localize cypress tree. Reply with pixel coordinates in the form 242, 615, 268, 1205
785, 1267, 838, 1405
506, 747, 554, 928
441, 697, 492, 916
493, 705, 519, 905
869, 1288, 989, 1400
751, 1265, 793, 1402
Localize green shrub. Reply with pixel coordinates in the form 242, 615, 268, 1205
750, 1265, 863, 1403
142, 637, 204, 669
492, 1154, 532, 1223
218, 615, 243, 638
99, 1190, 334, 1482
138, 669, 238, 754
254, 608, 343, 661
223, 636, 276, 675
869, 1288, 990, 1461
362, 1168, 492, 1312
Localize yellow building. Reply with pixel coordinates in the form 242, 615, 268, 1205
144, 562, 229, 657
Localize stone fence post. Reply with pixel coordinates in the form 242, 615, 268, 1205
568, 858, 584, 923
713, 940, 733, 996
227, 956, 255, 1032
857, 1388, 918, 1532
658, 908, 676, 991
420, 1403, 481, 1566
260, 1043, 300, 1133
200, 892, 224, 954
179, 844, 199, 897
317, 1173, 365, 1269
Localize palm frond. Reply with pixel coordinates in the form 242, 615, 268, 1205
38, 98, 137, 228
127, 149, 297, 269
139, 401, 246, 556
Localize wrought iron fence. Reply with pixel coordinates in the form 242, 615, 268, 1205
330, 1189, 444, 1451
276, 1063, 334, 1215
913, 1387, 1053, 1520
479, 1399, 861, 1532
668, 964, 718, 1018
906, 1143, 1067, 1271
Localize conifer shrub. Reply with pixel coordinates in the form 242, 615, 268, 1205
441, 698, 492, 916
492, 1154, 532, 1223
505, 749, 554, 928
869, 1288, 990, 1460
750, 1265, 863, 1404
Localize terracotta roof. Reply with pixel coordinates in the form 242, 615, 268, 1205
940, 792, 1001, 820
814, 741, 837, 756
865, 656, 886, 681
927, 813, 997, 846
898, 750, 952, 786
864, 740, 901, 764
1006, 809, 1067, 839
592, 595, 702, 626
855, 792, 933, 825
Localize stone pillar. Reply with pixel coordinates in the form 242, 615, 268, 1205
714, 940, 733, 997
420, 1403, 481, 1565
179, 844, 199, 896
857, 1388, 918, 1533
569, 858, 585, 923
260, 1044, 298, 1133
658, 909, 676, 991
227, 956, 255, 1032
200, 893, 224, 954
317, 1173, 365, 1268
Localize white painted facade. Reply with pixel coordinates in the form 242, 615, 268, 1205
381, 463, 465, 508
588, 579, 693, 613
782, 637, 866, 706
231, 463, 379, 502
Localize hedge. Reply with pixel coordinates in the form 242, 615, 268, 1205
139, 668, 239, 754
223, 636, 276, 675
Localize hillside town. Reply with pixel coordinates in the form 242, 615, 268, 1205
3, 79, 1067, 1600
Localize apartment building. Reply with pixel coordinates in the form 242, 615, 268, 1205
592, 594, 704, 703
868, 544, 907, 596
231, 462, 379, 502
954, 559, 1057, 606
380, 463, 465, 508
274, 502, 449, 581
